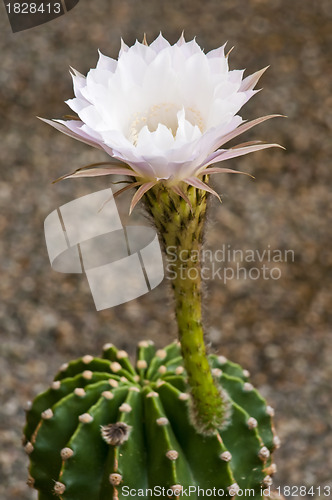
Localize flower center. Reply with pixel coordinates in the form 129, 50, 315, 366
128, 103, 204, 146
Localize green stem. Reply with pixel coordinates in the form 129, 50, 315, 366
144, 183, 228, 434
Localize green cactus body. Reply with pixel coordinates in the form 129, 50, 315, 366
24, 341, 279, 500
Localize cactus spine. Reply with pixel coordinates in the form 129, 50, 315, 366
23, 341, 279, 499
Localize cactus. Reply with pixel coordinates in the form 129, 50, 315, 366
23, 340, 280, 500
23, 35, 286, 499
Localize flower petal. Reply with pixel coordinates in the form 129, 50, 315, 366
213, 114, 283, 150
203, 142, 283, 168
38, 118, 105, 150
98, 181, 142, 213
129, 181, 157, 214
183, 177, 221, 201
171, 185, 193, 211
53, 164, 138, 183
69, 67, 87, 101
231, 140, 265, 149
149, 33, 171, 53
96, 50, 117, 72
239, 66, 269, 92
199, 166, 252, 177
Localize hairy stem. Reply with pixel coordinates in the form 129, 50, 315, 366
144, 183, 228, 434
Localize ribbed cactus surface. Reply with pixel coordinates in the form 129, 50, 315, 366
23, 341, 279, 499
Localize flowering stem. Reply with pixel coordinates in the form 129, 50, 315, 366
144, 183, 228, 434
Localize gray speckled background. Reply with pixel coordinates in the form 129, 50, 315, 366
0, 0, 331, 498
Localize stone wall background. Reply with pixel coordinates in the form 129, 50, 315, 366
0, 0, 331, 498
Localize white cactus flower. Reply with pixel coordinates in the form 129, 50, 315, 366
42, 33, 281, 212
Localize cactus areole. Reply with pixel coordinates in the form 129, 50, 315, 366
25, 34, 283, 499
24, 341, 280, 499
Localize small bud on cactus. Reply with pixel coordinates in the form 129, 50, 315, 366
24, 341, 279, 499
